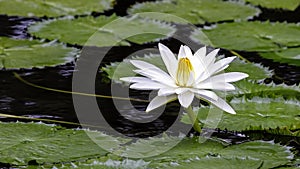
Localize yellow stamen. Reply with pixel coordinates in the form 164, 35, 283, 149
176, 58, 194, 86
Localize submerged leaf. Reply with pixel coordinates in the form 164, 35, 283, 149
128, 0, 260, 24
259, 48, 300, 66
28, 15, 176, 47
0, 0, 112, 17
0, 37, 77, 69
191, 21, 300, 52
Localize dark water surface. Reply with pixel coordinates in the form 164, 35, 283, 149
0, 1, 299, 153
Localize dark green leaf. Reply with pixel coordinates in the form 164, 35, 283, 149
128, 0, 260, 24
245, 0, 300, 10
0, 0, 112, 17
191, 21, 300, 52
182, 97, 300, 133
0, 122, 129, 165
0, 37, 77, 69
28, 15, 176, 47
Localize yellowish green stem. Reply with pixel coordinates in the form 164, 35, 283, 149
13, 72, 148, 103
230, 50, 251, 63
185, 106, 202, 133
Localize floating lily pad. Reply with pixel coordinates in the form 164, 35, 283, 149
135, 138, 292, 169
245, 0, 300, 10
28, 15, 176, 47
0, 0, 112, 17
191, 21, 300, 52
128, 0, 260, 24
259, 48, 300, 66
227, 80, 300, 100
182, 97, 300, 133
174, 158, 263, 169
102, 53, 271, 83
0, 37, 77, 69
41, 137, 293, 169
0, 122, 129, 166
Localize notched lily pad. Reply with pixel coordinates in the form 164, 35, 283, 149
182, 97, 300, 133
0, 0, 113, 17
227, 80, 300, 100
0, 122, 130, 166
145, 138, 292, 169
128, 0, 260, 24
191, 21, 300, 52
0, 37, 77, 69
245, 0, 300, 11
45, 137, 294, 169
28, 15, 176, 47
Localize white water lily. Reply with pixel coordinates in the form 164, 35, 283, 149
121, 43, 248, 114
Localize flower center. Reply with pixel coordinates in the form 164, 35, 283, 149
176, 57, 194, 86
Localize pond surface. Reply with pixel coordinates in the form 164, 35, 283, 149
0, 0, 299, 156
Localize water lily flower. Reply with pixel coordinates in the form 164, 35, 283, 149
120, 43, 248, 115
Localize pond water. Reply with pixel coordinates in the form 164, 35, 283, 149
0, 0, 299, 157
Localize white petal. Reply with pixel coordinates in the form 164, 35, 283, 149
191, 89, 218, 101
205, 48, 219, 67
206, 72, 249, 83
146, 95, 177, 112
178, 45, 185, 59
130, 81, 166, 90
158, 87, 177, 96
194, 46, 206, 61
134, 69, 176, 87
120, 77, 152, 83
130, 60, 176, 86
130, 60, 160, 71
131, 60, 170, 77
178, 91, 194, 108
158, 43, 177, 79
175, 88, 189, 94
183, 46, 193, 58
209, 56, 236, 75
209, 97, 236, 114
196, 82, 236, 91
186, 71, 195, 86
194, 70, 212, 84
192, 46, 207, 79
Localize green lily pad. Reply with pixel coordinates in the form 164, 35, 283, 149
128, 0, 260, 24
0, 37, 77, 69
102, 54, 271, 83
41, 137, 293, 169
28, 15, 176, 47
173, 140, 292, 169
0, 122, 129, 166
182, 97, 300, 132
139, 138, 292, 169
245, 0, 300, 10
0, 0, 112, 17
174, 158, 263, 169
259, 48, 300, 66
191, 21, 300, 52
227, 80, 300, 100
